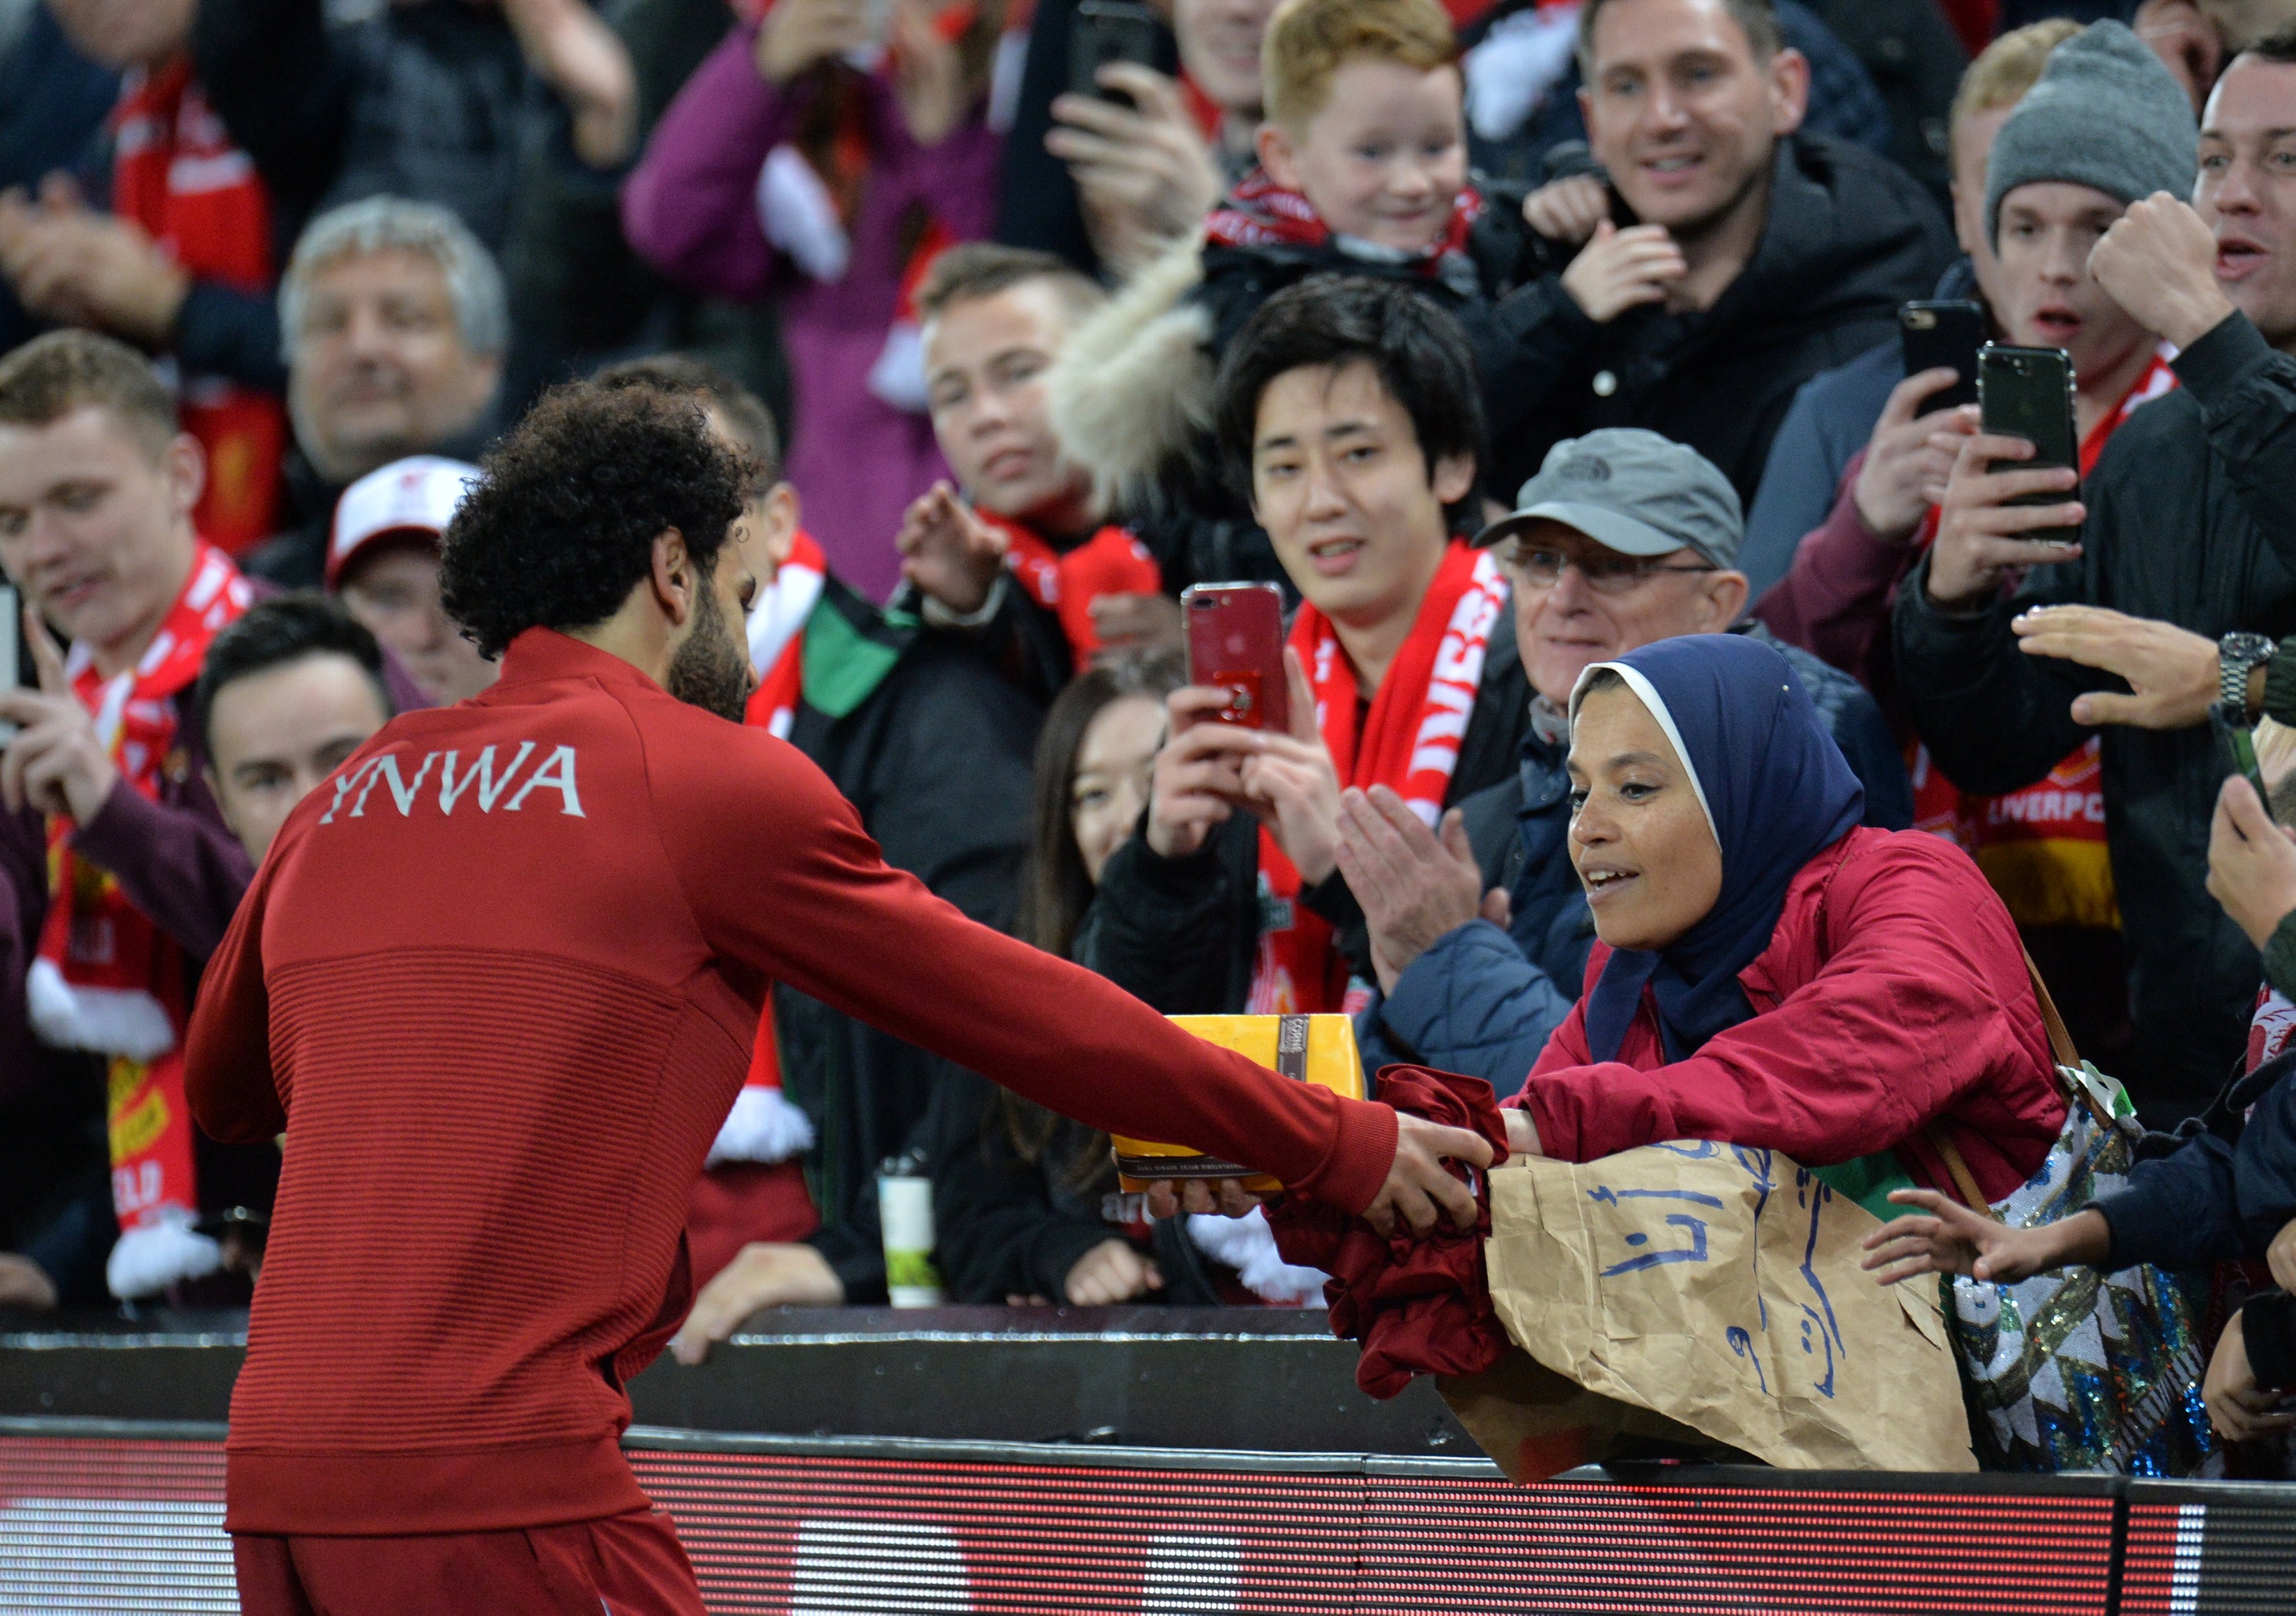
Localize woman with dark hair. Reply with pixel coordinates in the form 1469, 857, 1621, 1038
933, 651, 1328, 1306
1502, 634, 2067, 1212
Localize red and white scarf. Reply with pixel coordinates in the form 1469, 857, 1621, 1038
745, 529, 827, 740
1205, 169, 1485, 275
978, 511, 1161, 662
1250, 541, 1507, 1013
112, 59, 285, 554
28, 546, 251, 1298
714, 532, 830, 1166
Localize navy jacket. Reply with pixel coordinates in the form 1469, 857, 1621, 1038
1357, 622, 1912, 1095
2095, 1047, 2296, 1272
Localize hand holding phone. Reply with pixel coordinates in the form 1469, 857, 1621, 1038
1069, 0, 1162, 104
2213, 702, 2270, 817
1898, 301, 1983, 415
1183, 582, 1288, 733
1978, 344, 2081, 549
0, 588, 16, 744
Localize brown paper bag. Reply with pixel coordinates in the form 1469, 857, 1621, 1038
1445, 1142, 1973, 1480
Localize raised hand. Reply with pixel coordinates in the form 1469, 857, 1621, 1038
0, 603, 117, 823
896, 481, 1006, 615
2089, 192, 2237, 350
1235, 647, 1343, 885
1521, 173, 1609, 246
1048, 64, 1223, 275
1333, 786, 1486, 995
1853, 368, 1974, 542
1559, 220, 1685, 324
1922, 428, 2085, 611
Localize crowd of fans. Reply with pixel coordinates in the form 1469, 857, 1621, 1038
4, 0, 2296, 1465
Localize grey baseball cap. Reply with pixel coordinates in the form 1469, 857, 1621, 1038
1473, 428, 1743, 569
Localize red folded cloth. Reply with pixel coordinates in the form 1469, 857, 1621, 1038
1268, 1064, 1512, 1398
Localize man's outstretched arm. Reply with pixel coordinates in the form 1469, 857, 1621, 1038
671, 738, 1492, 1231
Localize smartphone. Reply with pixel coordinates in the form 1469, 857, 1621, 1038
1978, 344, 2081, 548
0, 586, 15, 744
1070, 0, 1162, 104
1183, 582, 1288, 734
1898, 300, 1984, 415
2212, 702, 2270, 813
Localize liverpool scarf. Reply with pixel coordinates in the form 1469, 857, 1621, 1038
1250, 542, 1507, 1013
978, 511, 1161, 662
111, 58, 285, 553
28, 545, 251, 1298
717, 531, 829, 1165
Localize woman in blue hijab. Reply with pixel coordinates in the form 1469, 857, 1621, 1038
1499, 635, 2067, 1213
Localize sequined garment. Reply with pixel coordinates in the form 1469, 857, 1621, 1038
1946, 1062, 2221, 1476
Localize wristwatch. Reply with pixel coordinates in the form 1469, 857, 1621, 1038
2220, 632, 2277, 715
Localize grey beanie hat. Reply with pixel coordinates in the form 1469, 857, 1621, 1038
1984, 20, 2198, 247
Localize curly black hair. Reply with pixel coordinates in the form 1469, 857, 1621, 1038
438, 380, 750, 658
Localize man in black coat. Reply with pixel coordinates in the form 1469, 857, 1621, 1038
1892, 36, 2296, 1122
1479, 0, 1953, 503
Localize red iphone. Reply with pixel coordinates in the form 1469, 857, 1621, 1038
1182, 582, 1288, 733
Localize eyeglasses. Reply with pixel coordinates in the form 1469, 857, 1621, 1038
1494, 545, 1717, 596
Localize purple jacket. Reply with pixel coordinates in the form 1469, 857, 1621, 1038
623, 27, 1003, 601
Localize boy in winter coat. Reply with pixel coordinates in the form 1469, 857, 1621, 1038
1048, 0, 1531, 590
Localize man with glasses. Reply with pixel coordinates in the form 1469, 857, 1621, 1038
1333, 426, 1910, 1094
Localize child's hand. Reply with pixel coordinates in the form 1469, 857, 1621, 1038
1860, 1192, 2105, 1284
2270, 1215, 2296, 1293
1521, 173, 1609, 245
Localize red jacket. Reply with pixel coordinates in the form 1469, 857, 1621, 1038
1511, 826, 2066, 1203
185, 630, 1397, 1537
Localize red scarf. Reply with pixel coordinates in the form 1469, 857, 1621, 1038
111, 59, 285, 555
979, 511, 1161, 661
1251, 542, 1507, 1013
744, 529, 828, 739
28, 545, 251, 1298
1205, 169, 1484, 272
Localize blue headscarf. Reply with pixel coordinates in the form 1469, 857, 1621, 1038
1572, 635, 1866, 1065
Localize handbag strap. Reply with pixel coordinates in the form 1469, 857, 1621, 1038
1921, 1122, 1995, 1217
2020, 944, 2081, 1072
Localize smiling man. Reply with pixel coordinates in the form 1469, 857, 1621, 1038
1895, 26, 2296, 1122
243, 197, 506, 590
1481, 0, 1952, 503
1078, 274, 1528, 1022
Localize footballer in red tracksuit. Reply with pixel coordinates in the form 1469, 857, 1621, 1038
186, 626, 1453, 1607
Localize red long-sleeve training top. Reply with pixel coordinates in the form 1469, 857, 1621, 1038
185, 630, 1397, 1537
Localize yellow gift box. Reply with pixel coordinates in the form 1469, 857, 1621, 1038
1112, 1013, 1366, 1194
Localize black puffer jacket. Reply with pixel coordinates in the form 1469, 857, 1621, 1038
1893, 314, 2296, 1121
772, 576, 1048, 1301
1480, 133, 1953, 503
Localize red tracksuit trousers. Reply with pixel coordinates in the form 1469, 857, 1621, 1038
232, 1508, 707, 1615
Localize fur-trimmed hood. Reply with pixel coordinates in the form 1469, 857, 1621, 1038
1044, 233, 1215, 513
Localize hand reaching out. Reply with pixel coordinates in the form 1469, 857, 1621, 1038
668, 1242, 844, 1364
897, 481, 1007, 615
1063, 1238, 1163, 1305
2009, 605, 2219, 729
1860, 1193, 2108, 1285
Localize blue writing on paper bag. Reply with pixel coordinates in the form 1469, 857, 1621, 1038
1479, 1141, 1971, 1473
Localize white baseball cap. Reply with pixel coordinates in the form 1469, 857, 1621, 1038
328, 456, 480, 589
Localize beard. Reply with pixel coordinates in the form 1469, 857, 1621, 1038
665, 576, 755, 723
